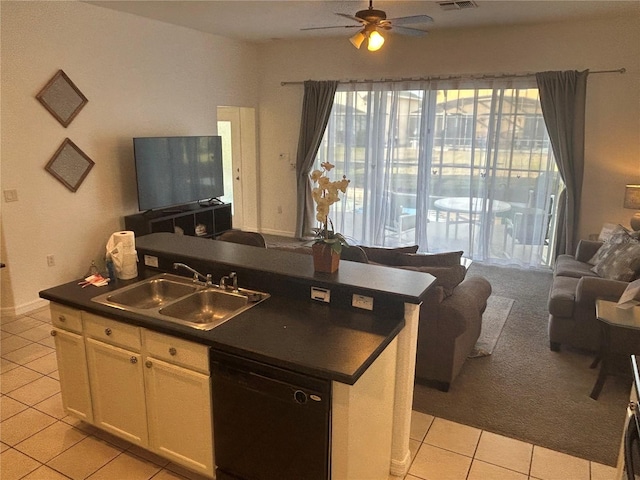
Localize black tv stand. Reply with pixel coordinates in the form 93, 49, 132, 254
162, 208, 188, 214
125, 202, 232, 239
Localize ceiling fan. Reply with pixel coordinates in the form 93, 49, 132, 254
301, 0, 434, 51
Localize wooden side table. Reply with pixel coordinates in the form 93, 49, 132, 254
590, 299, 640, 400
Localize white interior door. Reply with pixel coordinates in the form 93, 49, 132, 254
217, 106, 259, 231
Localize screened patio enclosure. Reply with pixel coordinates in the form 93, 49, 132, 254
315, 80, 563, 268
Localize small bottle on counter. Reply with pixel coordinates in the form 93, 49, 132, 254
105, 255, 116, 281
86, 261, 99, 277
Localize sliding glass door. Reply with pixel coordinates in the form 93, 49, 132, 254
315, 80, 562, 268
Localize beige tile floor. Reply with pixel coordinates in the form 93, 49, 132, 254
1, 307, 619, 480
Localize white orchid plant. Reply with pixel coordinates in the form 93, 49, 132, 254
310, 162, 350, 254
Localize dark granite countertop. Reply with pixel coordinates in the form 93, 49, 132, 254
40, 278, 403, 384
135, 233, 432, 305
40, 233, 436, 384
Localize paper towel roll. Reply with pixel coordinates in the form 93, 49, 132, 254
106, 231, 138, 280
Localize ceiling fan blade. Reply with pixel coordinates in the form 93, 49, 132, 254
335, 12, 367, 24
301, 24, 362, 31
387, 15, 434, 26
392, 25, 429, 37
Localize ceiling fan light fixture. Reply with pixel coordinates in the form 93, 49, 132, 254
367, 29, 385, 51
349, 31, 366, 49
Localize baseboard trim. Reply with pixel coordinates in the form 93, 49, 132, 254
1, 298, 49, 318
389, 449, 411, 476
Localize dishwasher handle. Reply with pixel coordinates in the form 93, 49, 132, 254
211, 360, 329, 409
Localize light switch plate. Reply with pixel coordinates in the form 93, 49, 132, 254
311, 286, 330, 303
3, 189, 18, 202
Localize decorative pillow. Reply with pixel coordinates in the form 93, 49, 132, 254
597, 223, 619, 242
397, 251, 464, 268
591, 241, 640, 281
359, 245, 419, 266
398, 265, 466, 297
588, 224, 639, 266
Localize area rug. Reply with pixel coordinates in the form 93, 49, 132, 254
413, 263, 630, 467
468, 295, 514, 358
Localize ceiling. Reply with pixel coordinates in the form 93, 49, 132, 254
86, 1, 637, 43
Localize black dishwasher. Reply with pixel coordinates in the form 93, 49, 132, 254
210, 350, 331, 480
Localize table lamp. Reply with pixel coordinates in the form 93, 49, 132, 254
624, 184, 640, 231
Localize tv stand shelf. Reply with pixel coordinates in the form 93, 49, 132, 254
125, 203, 232, 239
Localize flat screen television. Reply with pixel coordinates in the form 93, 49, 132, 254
133, 136, 224, 211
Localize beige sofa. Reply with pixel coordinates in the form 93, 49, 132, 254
548, 233, 640, 352
275, 243, 492, 391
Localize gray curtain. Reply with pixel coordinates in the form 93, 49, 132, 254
536, 70, 588, 258
294, 80, 338, 238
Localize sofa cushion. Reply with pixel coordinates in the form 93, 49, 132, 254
398, 264, 466, 297
397, 251, 464, 268
588, 224, 640, 265
591, 241, 640, 281
548, 275, 579, 318
554, 254, 599, 279
340, 245, 369, 263
359, 245, 419, 265
270, 245, 312, 255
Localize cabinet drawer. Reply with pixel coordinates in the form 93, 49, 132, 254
83, 313, 141, 351
143, 330, 209, 374
50, 303, 83, 333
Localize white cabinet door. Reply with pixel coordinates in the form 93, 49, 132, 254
85, 337, 148, 446
52, 327, 93, 422
144, 356, 214, 476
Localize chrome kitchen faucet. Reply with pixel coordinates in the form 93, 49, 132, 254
173, 263, 214, 286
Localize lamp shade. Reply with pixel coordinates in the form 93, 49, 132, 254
624, 184, 640, 231
367, 30, 385, 51
624, 184, 640, 209
349, 31, 365, 49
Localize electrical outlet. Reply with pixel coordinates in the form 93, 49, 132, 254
46, 255, 55, 267
352, 294, 374, 311
144, 255, 159, 268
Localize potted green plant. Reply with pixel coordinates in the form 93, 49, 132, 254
310, 162, 350, 273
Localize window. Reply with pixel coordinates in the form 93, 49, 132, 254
315, 80, 562, 267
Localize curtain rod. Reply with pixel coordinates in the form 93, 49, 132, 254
280, 68, 626, 86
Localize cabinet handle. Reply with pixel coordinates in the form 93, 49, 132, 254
130, 356, 138, 364
169, 347, 177, 356
50, 330, 57, 337
58, 315, 66, 322
145, 360, 152, 368
105, 328, 112, 336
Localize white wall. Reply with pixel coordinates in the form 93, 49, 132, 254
2, 3, 638, 312
256, 13, 640, 240
1, 1, 259, 313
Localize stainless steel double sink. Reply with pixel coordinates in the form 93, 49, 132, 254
92, 273, 269, 330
